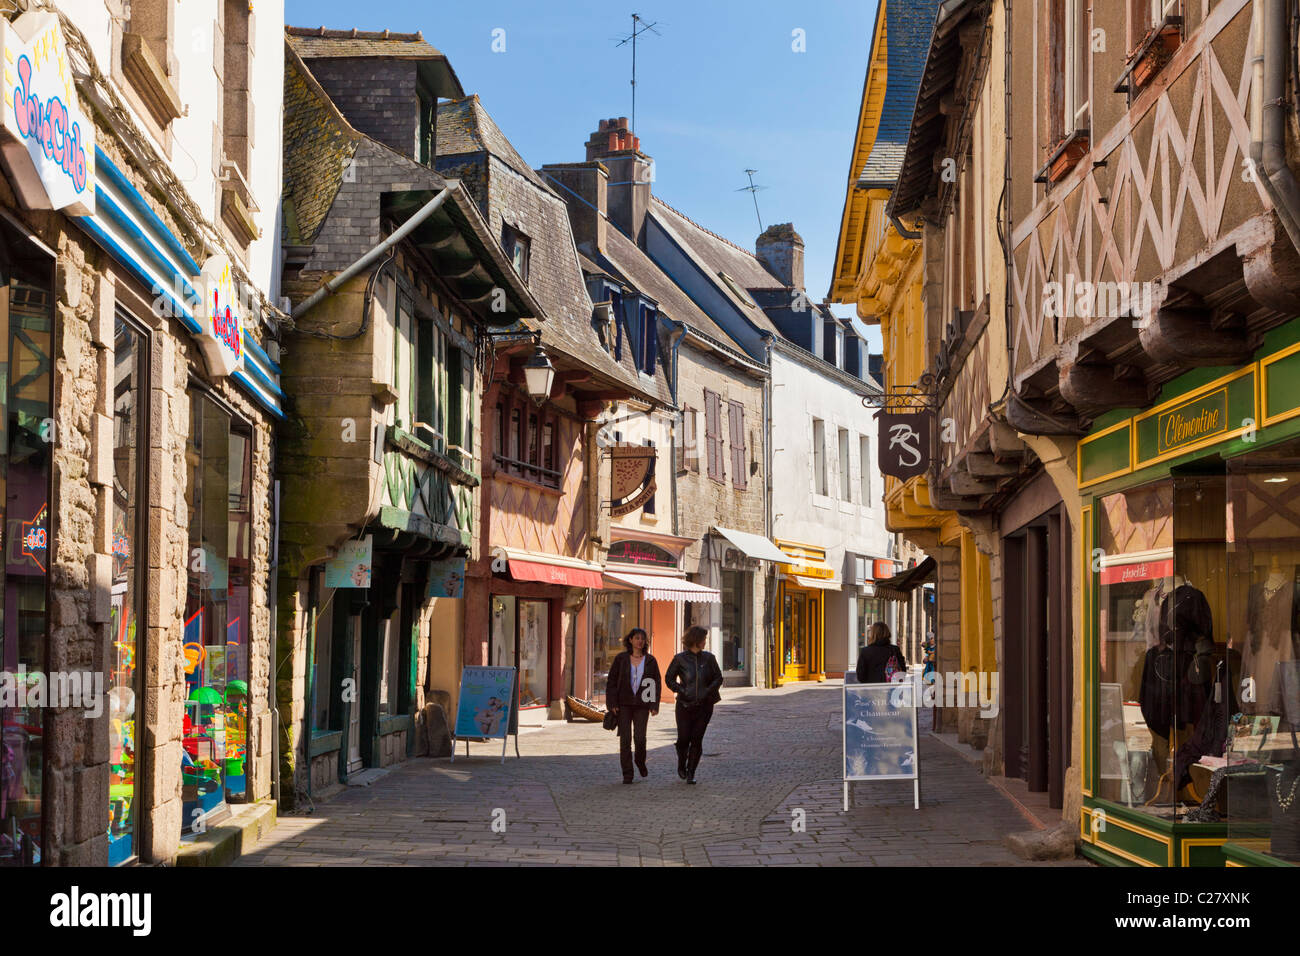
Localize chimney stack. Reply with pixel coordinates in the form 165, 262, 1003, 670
756, 223, 805, 290
581, 117, 652, 243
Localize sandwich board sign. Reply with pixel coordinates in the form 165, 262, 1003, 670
843, 679, 919, 811
451, 665, 519, 763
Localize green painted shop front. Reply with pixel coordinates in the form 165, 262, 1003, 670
1077, 320, 1300, 867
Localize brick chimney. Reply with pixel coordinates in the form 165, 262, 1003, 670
756, 223, 805, 289
581, 117, 652, 243
540, 161, 608, 255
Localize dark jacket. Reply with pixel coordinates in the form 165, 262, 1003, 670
856, 643, 906, 684
665, 650, 723, 707
604, 651, 662, 708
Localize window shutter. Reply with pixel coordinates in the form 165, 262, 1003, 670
729, 402, 747, 489
676, 407, 688, 473
705, 390, 722, 481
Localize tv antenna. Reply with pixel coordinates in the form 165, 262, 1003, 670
737, 169, 768, 232
614, 13, 661, 137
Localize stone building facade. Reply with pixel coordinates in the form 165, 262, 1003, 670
0, 2, 285, 866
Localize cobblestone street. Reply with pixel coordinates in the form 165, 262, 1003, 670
239, 683, 1091, 866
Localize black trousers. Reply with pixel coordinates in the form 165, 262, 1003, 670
617, 705, 650, 777
675, 701, 714, 773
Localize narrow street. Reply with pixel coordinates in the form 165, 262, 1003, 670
239, 684, 1089, 866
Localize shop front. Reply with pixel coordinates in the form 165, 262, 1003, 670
774, 540, 838, 684
489, 548, 603, 723
1078, 322, 1300, 866
708, 526, 784, 687
594, 534, 720, 705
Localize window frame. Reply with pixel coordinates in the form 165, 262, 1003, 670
493, 388, 562, 489
812, 417, 827, 496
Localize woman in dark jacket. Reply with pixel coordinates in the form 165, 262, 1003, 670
604, 628, 661, 783
664, 626, 723, 784
856, 622, 907, 684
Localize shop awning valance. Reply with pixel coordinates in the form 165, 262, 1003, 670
873, 556, 936, 601
712, 526, 789, 563
501, 547, 605, 589
790, 575, 842, 591
603, 571, 720, 603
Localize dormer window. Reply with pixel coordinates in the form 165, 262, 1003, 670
503, 225, 530, 282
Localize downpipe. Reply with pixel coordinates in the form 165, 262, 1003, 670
1252, 0, 1300, 255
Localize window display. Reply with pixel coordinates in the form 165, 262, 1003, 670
182, 393, 252, 833
489, 594, 550, 709
720, 570, 747, 672
593, 590, 637, 698
0, 221, 53, 867
108, 314, 145, 865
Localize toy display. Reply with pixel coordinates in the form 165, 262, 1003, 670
106, 603, 137, 864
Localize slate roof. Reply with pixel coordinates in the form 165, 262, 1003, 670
646, 197, 781, 336
858, 0, 944, 187
437, 95, 551, 192
436, 100, 666, 406
599, 225, 741, 350
287, 26, 448, 61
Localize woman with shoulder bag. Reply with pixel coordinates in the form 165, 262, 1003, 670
664, 626, 723, 784
856, 622, 907, 684
604, 628, 661, 784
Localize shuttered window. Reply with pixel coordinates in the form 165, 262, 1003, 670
704, 389, 724, 483
728, 401, 747, 490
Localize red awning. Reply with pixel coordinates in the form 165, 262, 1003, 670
509, 559, 604, 589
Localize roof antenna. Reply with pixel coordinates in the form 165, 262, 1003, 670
614, 13, 661, 137
737, 169, 767, 233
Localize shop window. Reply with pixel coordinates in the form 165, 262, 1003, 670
379, 614, 400, 717
721, 570, 748, 673
490, 595, 551, 710
182, 392, 253, 832
108, 312, 148, 866
1224, 445, 1300, 863
310, 574, 338, 733
593, 590, 639, 699
0, 220, 53, 867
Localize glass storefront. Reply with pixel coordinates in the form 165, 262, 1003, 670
490, 594, 550, 710
108, 313, 146, 865
182, 392, 252, 832
720, 570, 748, 673
593, 589, 638, 699
0, 219, 52, 866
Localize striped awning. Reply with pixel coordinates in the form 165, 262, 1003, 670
603, 571, 720, 603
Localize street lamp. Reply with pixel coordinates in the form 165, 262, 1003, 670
522, 339, 555, 404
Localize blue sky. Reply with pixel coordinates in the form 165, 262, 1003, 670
286, 0, 882, 350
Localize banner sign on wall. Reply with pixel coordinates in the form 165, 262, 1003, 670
843, 681, 919, 810
324, 535, 372, 588
0, 13, 95, 215
608, 444, 656, 516
197, 255, 246, 378
878, 412, 931, 481
427, 557, 466, 598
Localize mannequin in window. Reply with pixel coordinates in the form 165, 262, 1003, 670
1243, 555, 1300, 716
1139, 581, 1213, 796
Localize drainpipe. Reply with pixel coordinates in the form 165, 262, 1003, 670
291, 187, 451, 320
763, 333, 776, 689
668, 321, 687, 538
269, 479, 281, 807
1252, 0, 1300, 255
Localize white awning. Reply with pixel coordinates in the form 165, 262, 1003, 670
603, 571, 720, 603
712, 526, 788, 563
790, 575, 842, 591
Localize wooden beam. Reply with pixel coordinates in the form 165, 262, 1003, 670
1058, 361, 1150, 414
1004, 391, 1086, 436
950, 469, 999, 497
989, 421, 1027, 458
964, 452, 1019, 478
1137, 307, 1254, 367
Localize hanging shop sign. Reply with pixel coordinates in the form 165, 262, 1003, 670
878, 411, 931, 480
324, 536, 373, 588
607, 539, 677, 569
197, 255, 245, 378
427, 557, 466, 598
873, 559, 898, 579
0, 13, 95, 215
608, 444, 656, 516
21, 501, 48, 572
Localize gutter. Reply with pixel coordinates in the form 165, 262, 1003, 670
291, 187, 451, 319
1252, 0, 1300, 255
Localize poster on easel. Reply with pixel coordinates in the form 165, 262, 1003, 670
451, 666, 520, 763
843, 680, 919, 811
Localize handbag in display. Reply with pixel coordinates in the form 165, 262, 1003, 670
602, 710, 618, 731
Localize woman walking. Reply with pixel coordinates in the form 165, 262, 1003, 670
856, 621, 907, 684
604, 628, 661, 784
665, 626, 723, 784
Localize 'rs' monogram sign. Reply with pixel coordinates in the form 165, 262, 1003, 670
878, 412, 931, 480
